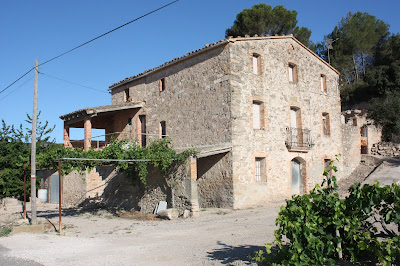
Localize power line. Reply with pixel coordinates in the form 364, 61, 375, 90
0, 76, 34, 102
37, 0, 179, 67
0, 0, 180, 95
40, 72, 109, 94
0, 69, 34, 95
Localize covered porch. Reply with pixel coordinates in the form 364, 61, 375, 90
60, 102, 143, 151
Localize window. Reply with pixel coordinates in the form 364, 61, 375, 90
324, 159, 332, 177
159, 78, 166, 92
352, 117, 357, 126
138, 115, 146, 147
288, 63, 298, 83
255, 157, 266, 182
361, 125, 368, 137
159, 121, 166, 139
290, 107, 302, 145
252, 53, 261, 75
124, 89, 130, 102
322, 113, 330, 136
252, 101, 264, 129
320, 74, 327, 92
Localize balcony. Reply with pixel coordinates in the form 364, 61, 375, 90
285, 127, 314, 152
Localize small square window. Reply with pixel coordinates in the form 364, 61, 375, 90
159, 78, 166, 92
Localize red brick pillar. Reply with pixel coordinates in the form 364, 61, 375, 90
84, 117, 92, 151
63, 124, 71, 148
190, 156, 197, 181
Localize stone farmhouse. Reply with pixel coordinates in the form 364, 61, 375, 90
59, 35, 361, 211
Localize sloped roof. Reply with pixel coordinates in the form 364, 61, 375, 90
109, 35, 339, 90
60, 101, 144, 120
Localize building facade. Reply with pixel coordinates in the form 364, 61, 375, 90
61, 35, 358, 209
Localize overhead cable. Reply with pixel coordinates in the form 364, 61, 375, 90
40, 72, 108, 94
0, 76, 34, 102
0, 0, 180, 95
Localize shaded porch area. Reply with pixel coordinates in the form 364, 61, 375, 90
60, 102, 143, 151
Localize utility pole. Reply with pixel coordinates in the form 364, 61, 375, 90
30, 59, 38, 225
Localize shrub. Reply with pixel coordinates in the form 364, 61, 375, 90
253, 162, 400, 265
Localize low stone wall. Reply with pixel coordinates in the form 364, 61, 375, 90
341, 125, 361, 178
371, 142, 400, 157
95, 163, 193, 215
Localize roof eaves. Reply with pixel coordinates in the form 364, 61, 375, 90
108, 39, 230, 90
109, 34, 339, 91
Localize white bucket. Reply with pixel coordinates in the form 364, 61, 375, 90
38, 189, 48, 203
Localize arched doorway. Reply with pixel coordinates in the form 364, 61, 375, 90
291, 157, 306, 195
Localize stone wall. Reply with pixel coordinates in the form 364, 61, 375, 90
37, 169, 87, 206
111, 45, 232, 149
341, 125, 361, 178
62, 162, 194, 214
371, 142, 400, 157
228, 37, 344, 208
366, 125, 382, 153
196, 152, 234, 208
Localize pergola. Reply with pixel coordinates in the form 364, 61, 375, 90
60, 102, 143, 151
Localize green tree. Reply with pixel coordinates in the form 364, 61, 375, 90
225, 3, 312, 47
368, 91, 400, 141
366, 34, 400, 96
317, 12, 390, 106
324, 12, 389, 83
0, 113, 55, 199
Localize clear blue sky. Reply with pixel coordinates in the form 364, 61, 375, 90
1, 0, 399, 143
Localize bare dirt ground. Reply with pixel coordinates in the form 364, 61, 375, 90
0, 201, 282, 266
1, 156, 399, 266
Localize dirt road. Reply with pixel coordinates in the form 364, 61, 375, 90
0, 202, 282, 266
1, 156, 399, 266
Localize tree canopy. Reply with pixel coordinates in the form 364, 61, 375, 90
322, 12, 389, 85
225, 3, 312, 47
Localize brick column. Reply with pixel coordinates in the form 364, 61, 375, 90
63, 124, 71, 148
190, 156, 197, 181
84, 117, 92, 151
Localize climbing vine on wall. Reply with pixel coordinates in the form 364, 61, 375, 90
37, 139, 196, 185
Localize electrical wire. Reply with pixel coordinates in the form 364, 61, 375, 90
40, 72, 109, 94
0, 76, 34, 102
0, 0, 180, 95
0, 69, 34, 95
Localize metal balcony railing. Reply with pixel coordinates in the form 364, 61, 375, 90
285, 127, 313, 151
